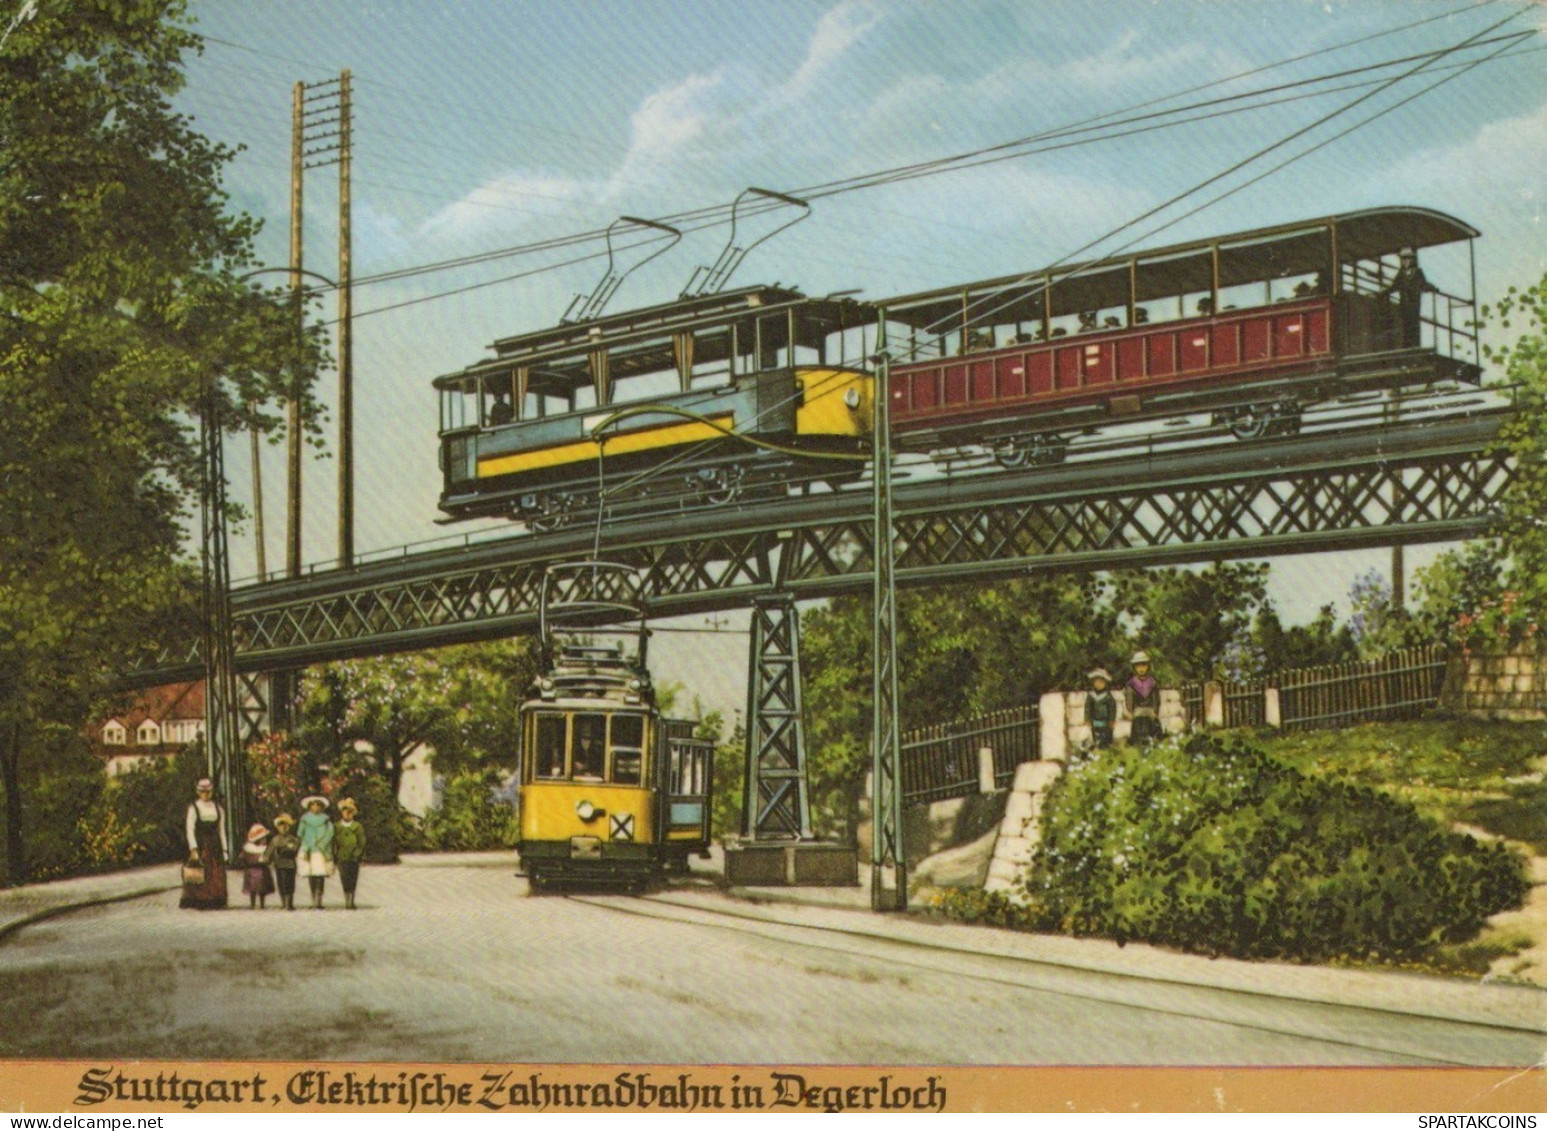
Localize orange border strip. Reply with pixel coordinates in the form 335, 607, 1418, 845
1, 1063, 1542, 1114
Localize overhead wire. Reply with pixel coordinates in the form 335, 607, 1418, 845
571, 12, 1531, 511
902, 11, 1532, 348
320, 32, 1538, 329
326, 22, 1533, 297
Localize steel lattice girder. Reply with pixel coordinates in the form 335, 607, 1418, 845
744, 596, 813, 840
128, 410, 1511, 686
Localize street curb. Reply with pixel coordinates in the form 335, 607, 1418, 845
0, 884, 178, 945
678, 887, 1547, 1036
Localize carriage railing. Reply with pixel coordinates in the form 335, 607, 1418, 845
1340, 260, 1478, 367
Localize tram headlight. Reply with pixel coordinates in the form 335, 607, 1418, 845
575, 800, 600, 821
844, 387, 862, 409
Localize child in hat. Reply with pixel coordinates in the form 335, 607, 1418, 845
240, 823, 276, 909
333, 797, 367, 910
1085, 668, 1116, 749
296, 795, 336, 909
1126, 650, 1163, 744
268, 813, 301, 910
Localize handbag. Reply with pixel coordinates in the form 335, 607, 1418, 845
181, 858, 205, 886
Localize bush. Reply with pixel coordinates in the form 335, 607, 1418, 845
419, 770, 518, 852
81, 757, 186, 870
926, 887, 1032, 929
1020, 733, 1529, 962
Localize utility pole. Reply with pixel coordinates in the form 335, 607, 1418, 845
287, 81, 304, 579
287, 72, 354, 576
200, 381, 249, 860
336, 70, 353, 568
249, 417, 265, 581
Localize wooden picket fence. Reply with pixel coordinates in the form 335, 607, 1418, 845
899, 704, 1038, 804
1274, 644, 1448, 731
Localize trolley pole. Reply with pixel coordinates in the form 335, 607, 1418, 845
870, 312, 906, 911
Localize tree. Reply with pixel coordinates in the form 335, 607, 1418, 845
294, 641, 539, 799
0, 2, 320, 883
801, 575, 1129, 834
1110, 563, 1269, 681
1251, 602, 1356, 673
1406, 271, 1547, 651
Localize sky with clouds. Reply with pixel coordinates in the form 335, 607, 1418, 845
174, 0, 1545, 710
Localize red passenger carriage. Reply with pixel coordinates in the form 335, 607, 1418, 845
880, 206, 1479, 463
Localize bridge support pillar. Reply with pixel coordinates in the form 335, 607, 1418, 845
725, 594, 858, 887
742, 594, 812, 841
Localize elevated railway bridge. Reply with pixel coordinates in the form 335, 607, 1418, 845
134, 404, 1512, 869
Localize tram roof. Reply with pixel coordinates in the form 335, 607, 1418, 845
436, 284, 880, 390
879, 206, 1479, 330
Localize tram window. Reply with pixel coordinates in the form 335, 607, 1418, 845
1217, 282, 1258, 313
440, 384, 478, 432
610, 715, 644, 785
573, 714, 607, 780
534, 714, 567, 779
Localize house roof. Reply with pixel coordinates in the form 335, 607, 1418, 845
101, 681, 206, 730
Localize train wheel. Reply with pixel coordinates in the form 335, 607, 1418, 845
993, 434, 1066, 468
527, 494, 576, 532
689, 465, 744, 506
992, 438, 1031, 469
1224, 406, 1271, 441
1223, 402, 1299, 441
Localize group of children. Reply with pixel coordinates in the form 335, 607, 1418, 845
1084, 650, 1163, 749
236, 795, 367, 910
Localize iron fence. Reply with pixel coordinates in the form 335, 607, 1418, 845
1277, 645, 1448, 731
1223, 679, 1268, 728
899, 704, 1039, 804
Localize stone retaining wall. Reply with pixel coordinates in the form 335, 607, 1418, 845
1443, 647, 1547, 720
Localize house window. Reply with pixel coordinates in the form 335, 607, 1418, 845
103, 721, 126, 746
137, 720, 160, 745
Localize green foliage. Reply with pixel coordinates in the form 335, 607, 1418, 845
800, 565, 1273, 832
1251, 602, 1357, 673
17, 747, 103, 882
1410, 543, 1506, 647
1483, 274, 1547, 636
1262, 718, 1547, 856
79, 743, 204, 870
295, 641, 537, 799
419, 770, 519, 852
1111, 562, 1269, 681
1020, 733, 1528, 962
245, 731, 306, 824
926, 887, 1032, 929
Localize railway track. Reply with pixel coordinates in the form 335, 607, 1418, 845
568, 888, 1547, 1067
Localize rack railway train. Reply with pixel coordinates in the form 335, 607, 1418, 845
436, 206, 1481, 526
516, 563, 715, 889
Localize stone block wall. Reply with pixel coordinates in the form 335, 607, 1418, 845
1444, 647, 1547, 720
1045, 687, 1188, 761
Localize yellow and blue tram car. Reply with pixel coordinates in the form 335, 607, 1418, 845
517, 644, 713, 889
436, 286, 878, 525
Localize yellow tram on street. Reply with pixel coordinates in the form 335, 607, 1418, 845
516, 563, 714, 890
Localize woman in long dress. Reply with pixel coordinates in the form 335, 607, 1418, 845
296, 795, 336, 909
180, 777, 229, 910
